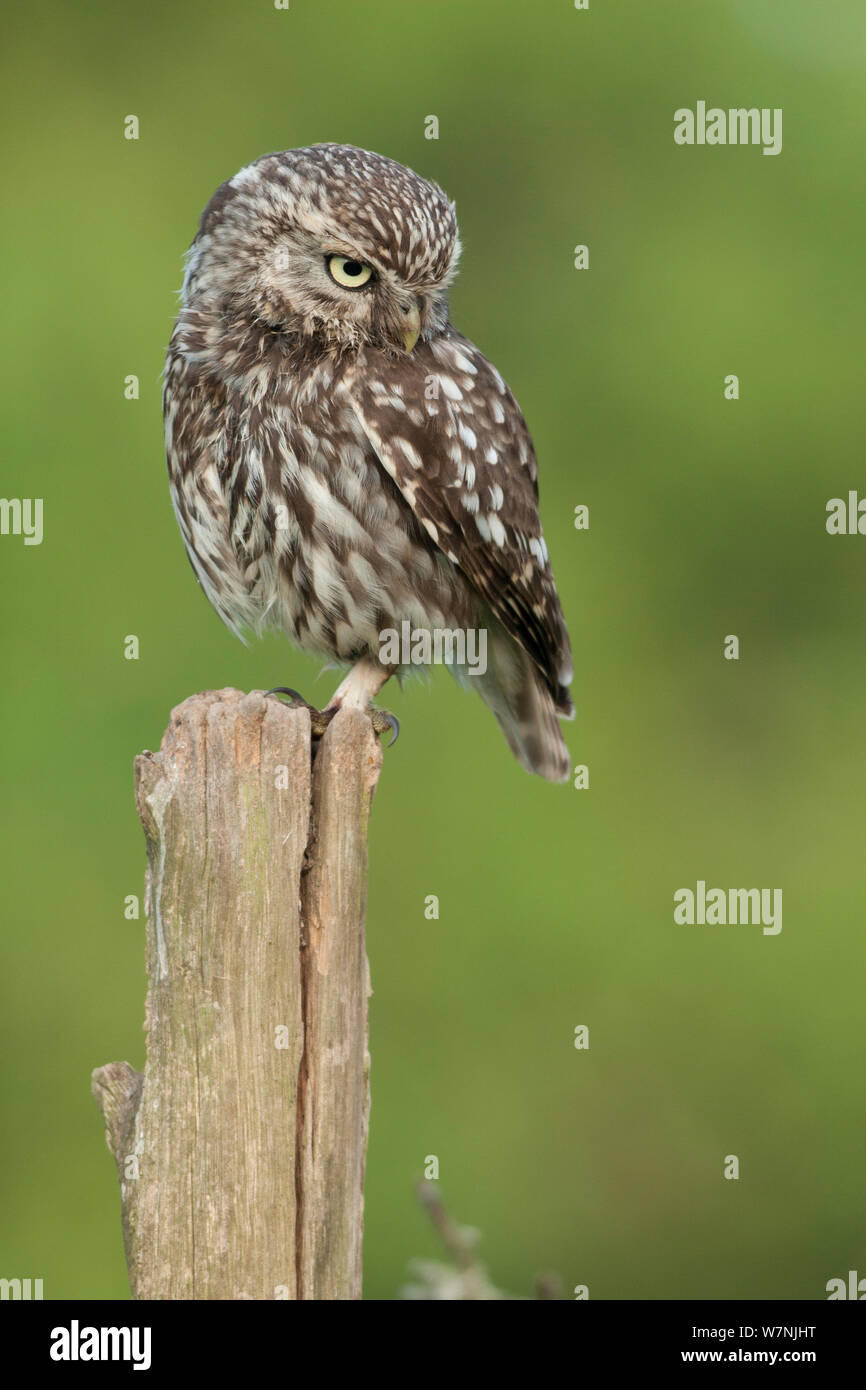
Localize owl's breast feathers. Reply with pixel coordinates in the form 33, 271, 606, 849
164, 318, 467, 659
164, 318, 572, 719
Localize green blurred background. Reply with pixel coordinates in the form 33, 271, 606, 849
2, 0, 864, 1300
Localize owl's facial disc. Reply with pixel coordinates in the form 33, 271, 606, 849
322, 253, 420, 349
256, 232, 431, 353
323, 248, 422, 351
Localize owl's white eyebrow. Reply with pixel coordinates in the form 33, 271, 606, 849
323, 243, 371, 261
322, 241, 389, 271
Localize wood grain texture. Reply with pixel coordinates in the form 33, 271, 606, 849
92, 689, 382, 1300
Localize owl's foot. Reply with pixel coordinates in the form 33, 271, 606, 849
265, 687, 399, 746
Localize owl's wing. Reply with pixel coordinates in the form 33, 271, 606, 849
341, 329, 573, 711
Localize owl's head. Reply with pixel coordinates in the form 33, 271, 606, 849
181, 144, 461, 355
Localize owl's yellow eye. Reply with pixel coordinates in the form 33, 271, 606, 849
326, 254, 374, 289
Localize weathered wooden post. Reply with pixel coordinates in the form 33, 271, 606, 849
92, 688, 381, 1300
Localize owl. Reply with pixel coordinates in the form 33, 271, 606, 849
164, 145, 574, 780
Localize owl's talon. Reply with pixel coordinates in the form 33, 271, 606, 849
370, 709, 400, 747
265, 687, 334, 735
265, 686, 309, 706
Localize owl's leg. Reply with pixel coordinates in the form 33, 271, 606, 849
328, 655, 391, 710
328, 656, 399, 743
267, 657, 398, 744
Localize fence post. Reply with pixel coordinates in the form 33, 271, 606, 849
92, 688, 381, 1300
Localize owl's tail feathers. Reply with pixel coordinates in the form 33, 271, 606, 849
474, 630, 572, 784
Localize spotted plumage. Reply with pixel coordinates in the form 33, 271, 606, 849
164, 144, 573, 780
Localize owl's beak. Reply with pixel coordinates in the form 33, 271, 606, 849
400, 303, 421, 354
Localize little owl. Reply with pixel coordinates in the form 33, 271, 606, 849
164, 145, 574, 780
